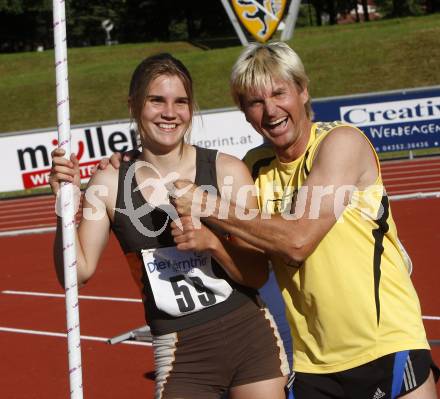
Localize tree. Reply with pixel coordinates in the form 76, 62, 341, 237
3, 0, 434, 54
311, 0, 324, 25
326, 0, 337, 24
184, 0, 235, 39
66, 0, 126, 46
375, 0, 424, 17
0, 0, 23, 13
360, 0, 370, 21
425, 0, 440, 12
120, 0, 179, 42
0, 0, 52, 52
310, 0, 351, 26
392, 0, 411, 16
353, 1, 360, 22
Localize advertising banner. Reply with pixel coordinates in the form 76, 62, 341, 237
312, 86, 440, 153
0, 110, 263, 193
1, 124, 137, 192
2, 86, 439, 193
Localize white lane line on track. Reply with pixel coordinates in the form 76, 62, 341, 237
384, 174, 440, 183
2, 290, 142, 303
0, 226, 56, 236
423, 316, 440, 321
387, 190, 440, 200
386, 179, 440, 188
0, 326, 152, 346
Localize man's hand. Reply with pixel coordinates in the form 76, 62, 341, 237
92, 149, 141, 173
170, 180, 219, 219
170, 216, 216, 252
169, 180, 198, 217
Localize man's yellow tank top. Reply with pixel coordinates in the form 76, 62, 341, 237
244, 121, 428, 373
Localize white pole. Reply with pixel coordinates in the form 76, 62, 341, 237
220, 0, 249, 46
52, 1, 84, 398
281, 0, 301, 41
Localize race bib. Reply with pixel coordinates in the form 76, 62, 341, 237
141, 247, 233, 317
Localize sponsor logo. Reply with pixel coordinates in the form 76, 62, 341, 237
372, 387, 386, 399
23, 160, 99, 189
231, 0, 287, 42
340, 97, 440, 127
145, 252, 208, 274
369, 122, 440, 139
16, 126, 137, 189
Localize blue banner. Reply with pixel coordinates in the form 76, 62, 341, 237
312, 86, 440, 153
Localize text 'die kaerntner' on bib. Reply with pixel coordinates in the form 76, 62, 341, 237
141, 247, 233, 317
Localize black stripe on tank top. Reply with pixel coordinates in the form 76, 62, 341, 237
372, 194, 390, 325
303, 149, 311, 177
251, 156, 276, 181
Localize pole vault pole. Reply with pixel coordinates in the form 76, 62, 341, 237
52, 0, 84, 397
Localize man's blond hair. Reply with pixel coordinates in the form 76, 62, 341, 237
230, 42, 312, 119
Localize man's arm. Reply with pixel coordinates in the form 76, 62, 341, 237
171, 152, 270, 288
174, 127, 378, 265
171, 216, 268, 288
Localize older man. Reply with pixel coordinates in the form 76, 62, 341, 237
171, 42, 438, 399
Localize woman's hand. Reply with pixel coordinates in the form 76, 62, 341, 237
171, 216, 217, 252
49, 148, 81, 195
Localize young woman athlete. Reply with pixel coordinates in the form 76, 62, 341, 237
49, 53, 289, 399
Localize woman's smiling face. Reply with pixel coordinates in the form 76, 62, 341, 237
138, 74, 191, 152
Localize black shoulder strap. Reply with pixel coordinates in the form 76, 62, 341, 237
114, 160, 132, 214
194, 146, 219, 191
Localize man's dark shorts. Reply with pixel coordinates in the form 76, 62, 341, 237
292, 349, 439, 399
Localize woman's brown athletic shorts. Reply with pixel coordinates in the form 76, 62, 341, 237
153, 300, 290, 399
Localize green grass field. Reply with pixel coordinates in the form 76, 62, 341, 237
1, 14, 439, 134
1, 14, 439, 199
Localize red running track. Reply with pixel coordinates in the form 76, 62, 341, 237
1, 201, 439, 398
0, 232, 154, 398
381, 157, 440, 196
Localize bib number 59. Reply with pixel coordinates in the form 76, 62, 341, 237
170, 275, 217, 313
